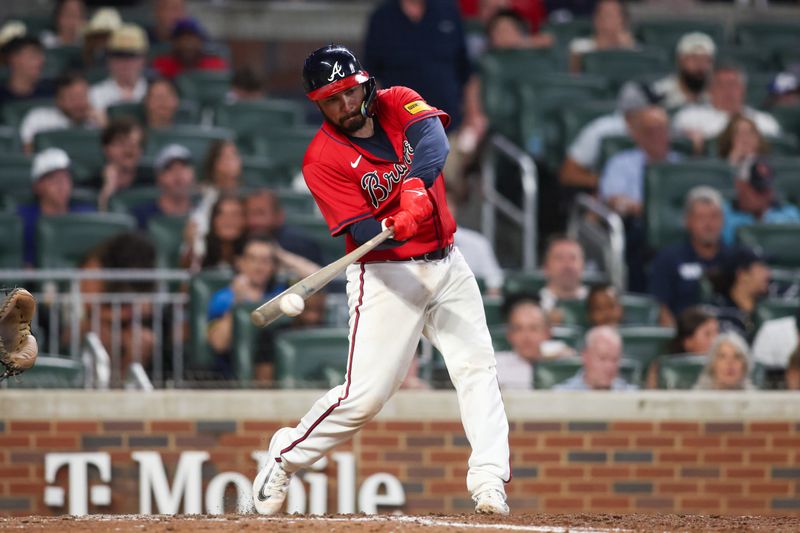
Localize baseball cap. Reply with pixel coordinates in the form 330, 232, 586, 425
768, 72, 800, 97
685, 185, 723, 213
31, 148, 71, 182
85, 8, 122, 35
676, 32, 716, 57
155, 144, 193, 174
171, 18, 207, 40
616, 81, 661, 114
0, 20, 26, 48
108, 24, 148, 56
738, 157, 774, 193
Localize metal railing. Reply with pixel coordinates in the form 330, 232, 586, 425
0, 269, 189, 389
480, 134, 538, 270
566, 193, 627, 291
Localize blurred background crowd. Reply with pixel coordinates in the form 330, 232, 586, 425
1, 0, 799, 392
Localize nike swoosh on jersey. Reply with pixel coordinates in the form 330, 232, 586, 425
350, 155, 363, 168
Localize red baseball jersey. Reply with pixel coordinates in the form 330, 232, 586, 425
302, 86, 456, 262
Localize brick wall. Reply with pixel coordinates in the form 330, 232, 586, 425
1, 412, 799, 516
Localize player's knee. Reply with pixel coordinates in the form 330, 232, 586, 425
347, 392, 386, 424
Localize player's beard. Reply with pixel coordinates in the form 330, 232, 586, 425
337, 110, 367, 134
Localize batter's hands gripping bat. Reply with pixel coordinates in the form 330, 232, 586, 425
251, 227, 394, 327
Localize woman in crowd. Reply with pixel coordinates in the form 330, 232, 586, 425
717, 114, 770, 172
646, 306, 719, 388
144, 77, 180, 130
41, 0, 86, 49
186, 194, 246, 272
693, 332, 755, 390
709, 247, 771, 342
569, 0, 636, 72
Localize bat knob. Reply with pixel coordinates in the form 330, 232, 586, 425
251, 310, 267, 327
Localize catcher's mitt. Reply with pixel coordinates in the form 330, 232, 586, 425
0, 288, 38, 381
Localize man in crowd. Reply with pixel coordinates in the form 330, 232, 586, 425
721, 158, 800, 245
18, 148, 95, 266
0, 23, 54, 102
539, 236, 588, 321
131, 144, 196, 229
651, 32, 715, 111
495, 295, 573, 390
20, 72, 103, 153
553, 326, 637, 390
151, 17, 228, 80
673, 64, 781, 152
649, 186, 729, 326
149, 0, 187, 45
89, 24, 149, 114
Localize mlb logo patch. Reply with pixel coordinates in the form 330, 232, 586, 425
404, 100, 431, 115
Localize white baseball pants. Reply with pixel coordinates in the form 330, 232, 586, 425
272, 248, 511, 495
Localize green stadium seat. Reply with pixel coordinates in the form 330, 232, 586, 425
188, 270, 234, 374
107, 187, 160, 215
619, 326, 674, 369
533, 357, 642, 389
541, 19, 593, 48
0, 126, 18, 152
551, 325, 583, 349
43, 45, 83, 75
488, 324, 511, 353
556, 299, 587, 328
215, 99, 306, 140
107, 101, 200, 125
276, 190, 317, 214
240, 157, 295, 189
737, 224, 800, 269
771, 158, 800, 206
644, 159, 733, 249
245, 127, 317, 168
502, 270, 547, 297
581, 49, 669, 92
32, 128, 103, 184
770, 107, 800, 142
745, 72, 777, 109
36, 212, 136, 268
175, 70, 232, 110
5, 355, 84, 388
147, 215, 188, 269
144, 126, 234, 172
285, 213, 342, 264
636, 19, 724, 59
716, 46, 776, 75
274, 327, 350, 388
484, 298, 503, 326
231, 303, 293, 384
0, 212, 24, 269
736, 21, 800, 51
657, 354, 707, 389
621, 293, 660, 326
754, 299, 799, 329
1, 98, 52, 129
560, 100, 618, 157
764, 134, 800, 157
0, 154, 33, 202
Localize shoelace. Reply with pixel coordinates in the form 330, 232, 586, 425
474, 488, 506, 504
265, 466, 290, 496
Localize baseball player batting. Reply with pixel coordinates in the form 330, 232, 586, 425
252, 44, 511, 516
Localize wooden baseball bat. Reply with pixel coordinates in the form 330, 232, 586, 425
251, 227, 394, 327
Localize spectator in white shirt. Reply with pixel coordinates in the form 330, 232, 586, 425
539, 235, 589, 322
494, 296, 573, 390
559, 81, 660, 191
20, 71, 103, 153
568, 0, 635, 73
89, 24, 149, 114
672, 64, 781, 153
650, 32, 715, 112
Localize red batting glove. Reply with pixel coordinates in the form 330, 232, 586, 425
383, 211, 418, 241
400, 177, 433, 222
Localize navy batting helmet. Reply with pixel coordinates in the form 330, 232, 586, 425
302, 44, 376, 116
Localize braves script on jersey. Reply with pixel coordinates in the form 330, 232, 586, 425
302, 86, 456, 260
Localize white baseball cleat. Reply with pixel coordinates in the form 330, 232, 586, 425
252, 428, 293, 515
473, 488, 510, 516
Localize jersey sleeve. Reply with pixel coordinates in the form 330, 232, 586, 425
381, 86, 451, 133
302, 161, 374, 237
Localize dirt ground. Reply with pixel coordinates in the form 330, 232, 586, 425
2, 513, 800, 533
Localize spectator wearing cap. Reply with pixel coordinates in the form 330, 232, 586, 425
672, 64, 781, 153
721, 158, 800, 245
649, 186, 729, 326
568, 0, 636, 73
149, 0, 187, 45
0, 22, 54, 102
708, 247, 770, 341
752, 307, 800, 371
600, 105, 680, 290
151, 17, 228, 80
559, 81, 660, 190
553, 326, 638, 391
17, 148, 95, 266
19, 71, 103, 154
40, 0, 86, 49
82, 7, 122, 68
131, 144, 196, 229
91, 117, 145, 210
765, 72, 800, 108
89, 24, 149, 114
650, 32, 715, 112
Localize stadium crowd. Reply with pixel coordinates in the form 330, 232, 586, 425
1, 0, 799, 391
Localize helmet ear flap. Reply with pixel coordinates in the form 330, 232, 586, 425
360, 77, 377, 118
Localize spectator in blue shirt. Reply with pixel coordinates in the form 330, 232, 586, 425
649, 186, 729, 326
721, 158, 800, 245
553, 326, 638, 391
17, 148, 95, 266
